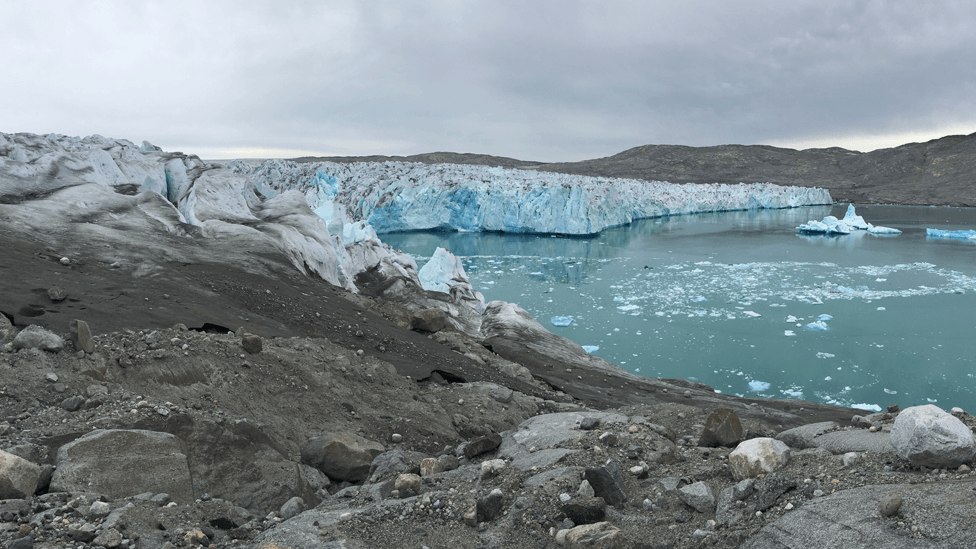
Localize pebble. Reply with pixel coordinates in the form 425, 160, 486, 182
391, 433, 403, 443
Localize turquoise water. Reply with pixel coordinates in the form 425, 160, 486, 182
383, 205, 976, 411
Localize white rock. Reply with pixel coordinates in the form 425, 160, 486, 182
728, 438, 791, 480
0, 449, 41, 499
890, 405, 976, 468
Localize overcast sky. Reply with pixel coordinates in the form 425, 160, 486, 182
3, 1, 975, 161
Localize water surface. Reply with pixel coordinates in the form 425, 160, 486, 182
383, 205, 976, 411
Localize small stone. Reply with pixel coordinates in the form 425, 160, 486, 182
45, 372, 58, 382
60, 257, 71, 265
394, 473, 422, 497
391, 433, 403, 443
69, 319, 95, 354
464, 433, 502, 459
241, 333, 262, 354
577, 479, 595, 498
463, 505, 478, 526
583, 460, 627, 507
480, 459, 506, 479
879, 494, 903, 517
48, 286, 66, 301
580, 417, 600, 430
477, 488, 505, 522
959, 464, 971, 474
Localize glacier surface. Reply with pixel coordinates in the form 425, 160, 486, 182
229, 159, 833, 236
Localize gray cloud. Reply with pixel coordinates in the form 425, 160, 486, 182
2, 0, 975, 160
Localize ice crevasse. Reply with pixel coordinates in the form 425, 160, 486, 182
229, 159, 834, 236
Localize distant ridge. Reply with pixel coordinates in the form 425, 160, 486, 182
296, 132, 976, 207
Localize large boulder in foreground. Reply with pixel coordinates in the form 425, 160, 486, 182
50, 429, 193, 502
0, 449, 41, 498
729, 438, 791, 481
301, 432, 385, 482
890, 404, 976, 468
698, 408, 743, 447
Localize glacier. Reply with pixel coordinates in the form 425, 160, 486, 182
797, 204, 901, 235
229, 159, 833, 236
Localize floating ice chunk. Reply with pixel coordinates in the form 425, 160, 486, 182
867, 223, 901, 235
784, 330, 795, 336
582, 345, 599, 353
851, 403, 882, 412
926, 228, 976, 240
824, 376, 832, 381
613, 296, 626, 303
797, 204, 874, 235
841, 204, 869, 230
786, 315, 799, 323
748, 380, 771, 392
927, 398, 938, 403
742, 311, 761, 317
816, 352, 835, 359
805, 320, 830, 331
691, 296, 708, 302
817, 314, 833, 321
877, 307, 886, 311
883, 388, 897, 394
550, 316, 573, 327
617, 305, 640, 311
782, 388, 803, 398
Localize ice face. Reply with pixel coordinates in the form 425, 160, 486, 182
228, 159, 833, 236
798, 204, 900, 235
417, 247, 486, 313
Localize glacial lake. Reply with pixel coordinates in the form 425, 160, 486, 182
382, 205, 976, 412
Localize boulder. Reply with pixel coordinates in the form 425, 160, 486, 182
394, 473, 422, 497
50, 429, 193, 502
583, 460, 627, 507
301, 432, 384, 482
241, 333, 262, 354
561, 496, 607, 524
69, 319, 95, 354
0, 449, 41, 499
464, 433, 502, 459
368, 449, 428, 481
563, 521, 622, 549
678, 481, 716, 513
279, 496, 306, 520
12, 325, 64, 352
698, 408, 743, 447
411, 308, 447, 333
890, 404, 976, 468
477, 488, 504, 521
729, 438, 791, 480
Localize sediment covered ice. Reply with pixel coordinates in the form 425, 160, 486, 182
229, 159, 833, 236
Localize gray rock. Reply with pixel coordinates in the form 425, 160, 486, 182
754, 473, 800, 511
561, 496, 607, 525
580, 417, 601, 430
879, 494, 902, 517
394, 473, 422, 497
499, 411, 628, 463
890, 404, 976, 468
92, 527, 123, 548
583, 460, 626, 507
85, 383, 108, 398
813, 430, 896, 455
50, 429, 194, 502
69, 319, 95, 354
523, 466, 582, 488
12, 325, 64, 352
678, 481, 715, 513
742, 482, 976, 548
279, 496, 306, 520
0, 449, 41, 498
241, 333, 262, 354
477, 488, 505, 521
47, 286, 66, 302
510, 448, 577, 471
698, 408, 743, 447
563, 521, 622, 549
368, 449, 428, 481
301, 432, 385, 482
464, 433, 502, 459
775, 421, 839, 449
150, 493, 171, 506
298, 463, 330, 493
411, 308, 447, 332
7, 535, 33, 549
715, 479, 755, 527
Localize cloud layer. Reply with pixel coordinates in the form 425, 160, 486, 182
3, 1, 975, 160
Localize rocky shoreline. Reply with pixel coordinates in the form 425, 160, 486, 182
3, 131, 976, 548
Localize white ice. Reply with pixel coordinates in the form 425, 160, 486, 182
797, 204, 900, 235
550, 316, 574, 327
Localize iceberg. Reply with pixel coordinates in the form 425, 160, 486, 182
926, 228, 976, 241
229, 159, 833, 236
582, 345, 600, 353
418, 247, 487, 313
798, 204, 900, 235
805, 320, 830, 331
550, 316, 574, 327
748, 380, 771, 392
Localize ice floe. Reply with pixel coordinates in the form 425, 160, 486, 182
926, 228, 976, 241
550, 316, 574, 327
